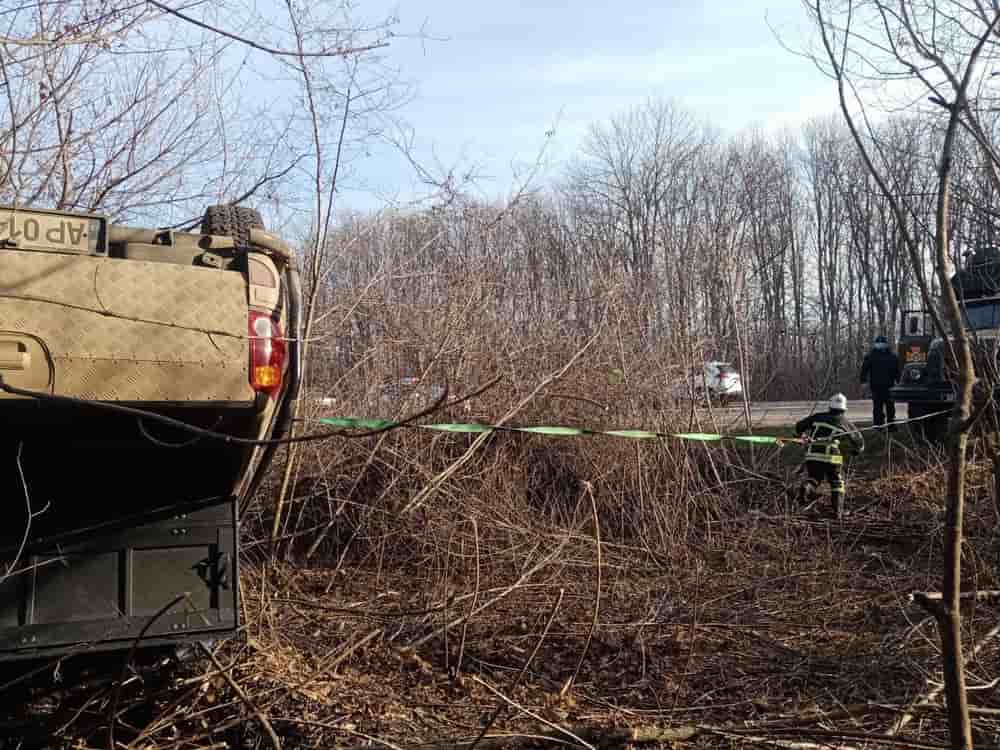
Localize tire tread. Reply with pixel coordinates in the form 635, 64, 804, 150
200, 205, 265, 244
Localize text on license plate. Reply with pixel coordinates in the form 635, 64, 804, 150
0, 210, 90, 252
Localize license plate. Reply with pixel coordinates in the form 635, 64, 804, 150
0, 208, 95, 254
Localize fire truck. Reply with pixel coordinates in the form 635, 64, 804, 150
889, 245, 1000, 440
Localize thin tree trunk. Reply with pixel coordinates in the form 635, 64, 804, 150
808, 4, 1000, 746
941, 429, 972, 749
935, 134, 974, 750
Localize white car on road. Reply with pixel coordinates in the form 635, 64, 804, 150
673, 361, 744, 405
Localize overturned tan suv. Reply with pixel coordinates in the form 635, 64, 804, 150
0, 204, 301, 660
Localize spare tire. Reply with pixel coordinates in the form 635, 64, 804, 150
201, 205, 265, 244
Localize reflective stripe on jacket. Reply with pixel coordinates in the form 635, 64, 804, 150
795, 411, 863, 464
805, 432, 844, 465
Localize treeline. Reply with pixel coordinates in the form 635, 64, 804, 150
1, 0, 996, 408
309, 100, 1000, 407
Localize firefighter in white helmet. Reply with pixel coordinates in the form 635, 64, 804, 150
794, 393, 864, 518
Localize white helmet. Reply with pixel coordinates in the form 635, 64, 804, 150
829, 393, 848, 412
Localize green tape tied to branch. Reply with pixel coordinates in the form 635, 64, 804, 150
422, 423, 497, 433
516, 425, 592, 436
320, 417, 398, 431
318, 417, 790, 446
733, 435, 784, 444
602, 430, 661, 440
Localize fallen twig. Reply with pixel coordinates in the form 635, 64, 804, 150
910, 589, 1000, 603
717, 725, 989, 750
108, 593, 189, 750
468, 588, 565, 750
562, 482, 601, 698
198, 641, 281, 750
272, 717, 404, 750
887, 619, 1000, 735
408, 539, 568, 650
470, 676, 597, 750
456, 517, 480, 679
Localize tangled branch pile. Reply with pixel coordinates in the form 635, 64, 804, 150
11, 418, 1000, 749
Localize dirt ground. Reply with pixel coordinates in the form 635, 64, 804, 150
9, 430, 1000, 749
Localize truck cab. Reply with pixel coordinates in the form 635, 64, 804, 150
898, 309, 934, 366
890, 309, 954, 414
889, 245, 1000, 439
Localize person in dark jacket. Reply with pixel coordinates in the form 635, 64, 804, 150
794, 393, 864, 519
860, 335, 902, 431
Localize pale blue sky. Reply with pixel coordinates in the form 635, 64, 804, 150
337, 1, 834, 210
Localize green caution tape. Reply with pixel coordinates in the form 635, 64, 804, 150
320, 417, 398, 431
733, 435, 786, 444
423, 423, 497, 434
602, 430, 661, 439
317, 417, 795, 445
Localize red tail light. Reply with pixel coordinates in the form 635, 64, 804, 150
249, 310, 285, 397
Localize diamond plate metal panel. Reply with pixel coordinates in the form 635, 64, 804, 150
54, 359, 251, 401
0, 250, 252, 401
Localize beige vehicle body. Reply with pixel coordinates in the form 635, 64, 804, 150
0, 204, 302, 661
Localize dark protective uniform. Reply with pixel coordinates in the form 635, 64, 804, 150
794, 410, 864, 518
860, 346, 902, 429
925, 338, 946, 382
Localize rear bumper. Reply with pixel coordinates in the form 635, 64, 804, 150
712, 384, 743, 396
0, 499, 238, 662
889, 384, 955, 403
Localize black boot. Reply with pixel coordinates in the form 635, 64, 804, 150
799, 481, 816, 502
830, 492, 844, 519
799, 481, 819, 512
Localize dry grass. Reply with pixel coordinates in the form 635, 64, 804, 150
11, 423, 1000, 749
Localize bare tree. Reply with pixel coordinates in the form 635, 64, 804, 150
0, 1, 403, 227
804, 2, 1000, 746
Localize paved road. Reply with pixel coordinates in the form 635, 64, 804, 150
697, 400, 907, 429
